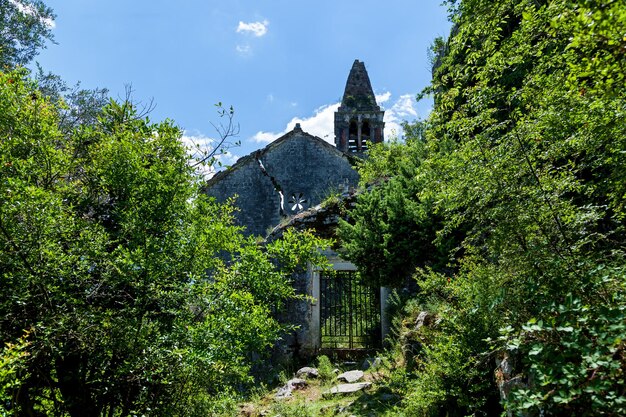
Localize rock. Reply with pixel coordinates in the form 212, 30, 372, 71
495, 352, 527, 417
337, 370, 364, 383
274, 378, 308, 399
287, 377, 307, 389
362, 357, 382, 370
275, 384, 292, 399
296, 366, 319, 379
414, 311, 435, 330
324, 382, 372, 396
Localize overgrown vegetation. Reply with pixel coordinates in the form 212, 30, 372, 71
0, 67, 329, 416
2, 0, 625, 415
340, 0, 626, 415
0, 2, 328, 415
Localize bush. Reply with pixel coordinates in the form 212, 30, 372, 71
317, 355, 335, 383
0, 69, 328, 416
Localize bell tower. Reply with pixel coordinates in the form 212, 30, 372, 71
334, 60, 385, 154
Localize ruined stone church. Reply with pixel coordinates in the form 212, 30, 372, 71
205, 59, 384, 237
205, 60, 388, 355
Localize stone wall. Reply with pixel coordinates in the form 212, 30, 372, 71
205, 126, 359, 237
203, 155, 279, 237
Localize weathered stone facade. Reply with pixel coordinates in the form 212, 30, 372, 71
205, 59, 384, 237
205, 124, 359, 237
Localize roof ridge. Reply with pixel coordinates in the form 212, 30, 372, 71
204, 126, 354, 187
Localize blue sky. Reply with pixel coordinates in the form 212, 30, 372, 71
35, 1, 451, 166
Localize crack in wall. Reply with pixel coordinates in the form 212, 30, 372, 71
255, 153, 286, 215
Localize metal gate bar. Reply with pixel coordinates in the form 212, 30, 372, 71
320, 271, 381, 349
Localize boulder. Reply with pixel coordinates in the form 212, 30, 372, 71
274, 378, 308, 399
362, 357, 382, 370
324, 382, 372, 396
495, 352, 528, 417
296, 366, 319, 379
274, 384, 292, 399
337, 370, 364, 383
415, 311, 434, 330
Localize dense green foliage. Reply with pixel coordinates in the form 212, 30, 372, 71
3, 0, 626, 415
0, 70, 327, 416
341, 0, 626, 415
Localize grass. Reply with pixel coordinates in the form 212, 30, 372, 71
231, 356, 404, 417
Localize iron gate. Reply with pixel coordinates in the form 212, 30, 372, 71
320, 270, 381, 350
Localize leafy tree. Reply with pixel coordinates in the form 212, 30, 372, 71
1, 0, 109, 138
0, 69, 327, 416
0, 331, 30, 415
34, 65, 110, 132
0, 0, 55, 68
341, 0, 626, 415
339, 136, 456, 288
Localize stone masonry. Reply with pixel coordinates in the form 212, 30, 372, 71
204, 124, 359, 237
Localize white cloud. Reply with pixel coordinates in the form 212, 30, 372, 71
251, 131, 280, 143
384, 94, 418, 140
390, 94, 418, 118
235, 44, 252, 56
252, 102, 340, 144
251, 92, 421, 144
376, 92, 392, 104
236, 19, 269, 37
9, 0, 55, 28
181, 132, 214, 151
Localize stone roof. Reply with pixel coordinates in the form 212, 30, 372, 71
338, 60, 380, 112
205, 123, 358, 188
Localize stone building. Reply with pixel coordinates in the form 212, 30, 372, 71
334, 59, 385, 154
205, 60, 383, 236
205, 59, 388, 357
204, 124, 359, 237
